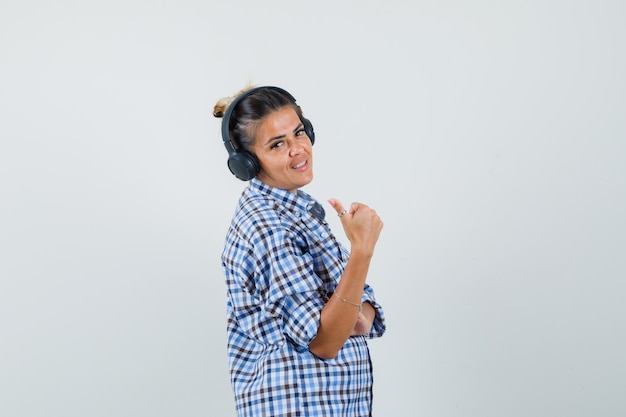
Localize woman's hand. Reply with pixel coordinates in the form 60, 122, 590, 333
351, 302, 376, 336
328, 199, 383, 257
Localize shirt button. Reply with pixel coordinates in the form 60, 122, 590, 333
321, 232, 328, 238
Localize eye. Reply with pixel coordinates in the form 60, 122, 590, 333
295, 129, 306, 137
270, 140, 284, 149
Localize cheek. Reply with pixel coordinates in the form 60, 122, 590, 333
258, 155, 281, 174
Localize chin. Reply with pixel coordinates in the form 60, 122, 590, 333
300, 173, 314, 186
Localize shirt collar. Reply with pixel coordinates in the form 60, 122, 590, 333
248, 178, 320, 218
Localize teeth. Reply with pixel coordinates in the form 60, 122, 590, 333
293, 161, 306, 169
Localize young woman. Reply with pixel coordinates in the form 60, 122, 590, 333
214, 86, 386, 416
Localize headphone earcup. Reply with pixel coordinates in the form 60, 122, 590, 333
303, 118, 315, 145
227, 151, 260, 181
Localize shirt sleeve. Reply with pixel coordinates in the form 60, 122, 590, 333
225, 210, 326, 353
261, 227, 326, 352
361, 283, 387, 338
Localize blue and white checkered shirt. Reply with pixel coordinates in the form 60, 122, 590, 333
222, 178, 386, 417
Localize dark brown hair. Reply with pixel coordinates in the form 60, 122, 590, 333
213, 87, 304, 153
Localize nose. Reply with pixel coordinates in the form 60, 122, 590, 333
289, 140, 304, 156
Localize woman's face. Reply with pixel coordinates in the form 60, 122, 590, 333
252, 106, 314, 193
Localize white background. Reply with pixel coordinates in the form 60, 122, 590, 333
1, 1, 625, 416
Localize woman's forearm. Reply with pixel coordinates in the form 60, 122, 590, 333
308, 250, 372, 359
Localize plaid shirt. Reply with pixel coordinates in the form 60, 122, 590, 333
222, 178, 386, 417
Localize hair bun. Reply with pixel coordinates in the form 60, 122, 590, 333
213, 98, 232, 118
212, 84, 258, 118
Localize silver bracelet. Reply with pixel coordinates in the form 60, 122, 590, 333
333, 290, 362, 313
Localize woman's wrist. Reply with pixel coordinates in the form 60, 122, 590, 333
349, 244, 375, 261
333, 289, 362, 312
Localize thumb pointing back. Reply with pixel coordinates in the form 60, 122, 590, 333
328, 198, 348, 218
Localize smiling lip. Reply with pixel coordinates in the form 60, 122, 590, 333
292, 160, 307, 170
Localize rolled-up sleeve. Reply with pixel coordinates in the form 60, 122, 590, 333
362, 284, 386, 338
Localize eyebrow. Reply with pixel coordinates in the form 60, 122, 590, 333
264, 122, 304, 146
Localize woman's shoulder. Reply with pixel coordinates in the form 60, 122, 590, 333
230, 193, 285, 236
238, 192, 279, 219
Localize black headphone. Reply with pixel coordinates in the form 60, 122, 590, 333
221, 86, 315, 181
